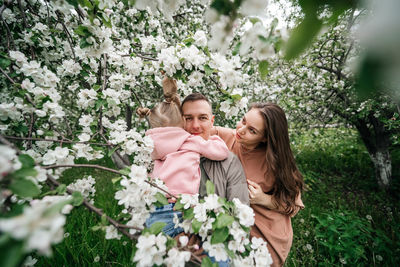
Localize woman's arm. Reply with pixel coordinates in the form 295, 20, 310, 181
247, 180, 304, 216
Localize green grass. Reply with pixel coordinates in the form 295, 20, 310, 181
286, 128, 400, 266
31, 128, 400, 266
35, 157, 135, 266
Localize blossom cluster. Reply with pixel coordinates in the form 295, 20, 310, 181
172, 193, 272, 265
0, 145, 20, 179
0, 196, 71, 256
114, 164, 167, 235
67, 175, 96, 204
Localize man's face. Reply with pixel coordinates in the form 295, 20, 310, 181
182, 100, 214, 140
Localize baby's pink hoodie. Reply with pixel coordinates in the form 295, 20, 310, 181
146, 127, 229, 196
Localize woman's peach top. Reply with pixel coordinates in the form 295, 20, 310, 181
214, 127, 304, 267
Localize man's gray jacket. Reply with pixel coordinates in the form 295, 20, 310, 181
199, 152, 250, 205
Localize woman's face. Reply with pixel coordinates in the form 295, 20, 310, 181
235, 108, 267, 149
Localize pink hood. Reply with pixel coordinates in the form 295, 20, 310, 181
146, 127, 190, 160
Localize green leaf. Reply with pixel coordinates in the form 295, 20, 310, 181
192, 219, 202, 233
14, 124, 29, 134
206, 180, 215, 195
284, 15, 322, 60
210, 0, 235, 16
201, 256, 214, 267
0, 57, 11, 69
92, 84, 101, 90
204, 64, 214, 76
224, 243, 236, 259
43, 199, 72, 217
211, 227, 229, 244
80, 38, 93, 49
80, 0, 93, 9
12, 168, 37, 179
0, 238, 25, 267
174, 199, 184, 210
183, 37, 195, 46
101, 14, 112, 28
107, 146, 119, 158
111, 176, 122, 184
95, 99, 106, 111
215, 213, 234, 229
18, 154, 35, 168
101, 214, 108, 225
144, 222, 167, 235
9, 177, 40, 198
249, 17, 261, 24
56, 184, 67, 194
232, 42, 241, 56
154, 192, 169, 206
120, 167, 131, 176
91, 225, 102, 231
183, 207, 194, 220
74, 25, 91, 37
71, 191, 84, 206
166, 237, 177, 250
230, 94, 242, 101
258, 60, 269, 80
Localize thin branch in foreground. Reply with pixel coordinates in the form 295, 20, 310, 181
0, 66, 16, 84
121, 53, 158, 61
42, 164, 178, 200
46, 174, 141, 240
3, 136, 113, 146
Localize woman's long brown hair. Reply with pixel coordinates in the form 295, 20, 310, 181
252, 103, 304, 216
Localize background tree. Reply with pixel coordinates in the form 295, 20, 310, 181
262, 9, 399, 189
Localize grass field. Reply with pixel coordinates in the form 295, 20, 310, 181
33, 128, 400, 266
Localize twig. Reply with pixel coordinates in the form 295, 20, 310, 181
100, 133, 131, 167
0, 135, 21, 153
46, 175, 140, 240
17, 0, 27, 28
3, 136, 113, 146
132, 90, 143, 108
42, 164, 178, 199
0, 3, 7, 19
102, 54, 107, 91
56, 12, 76, 60
27, 112, 35, 149
121, 53, 158, 61
0, 66, 15, 84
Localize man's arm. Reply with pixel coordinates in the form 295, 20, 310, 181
224, 153, 250, 205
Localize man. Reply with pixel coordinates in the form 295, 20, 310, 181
181, 93, 249, 205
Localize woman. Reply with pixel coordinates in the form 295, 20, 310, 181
213, 103, 304, 266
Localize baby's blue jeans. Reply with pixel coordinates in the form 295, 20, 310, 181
145, 203, 183, 237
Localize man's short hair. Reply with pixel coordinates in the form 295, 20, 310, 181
181, 93, 212, 113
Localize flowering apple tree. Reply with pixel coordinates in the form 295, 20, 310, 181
262, 8, 399, 189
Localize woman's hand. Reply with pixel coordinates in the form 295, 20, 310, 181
247, 180, 275, 209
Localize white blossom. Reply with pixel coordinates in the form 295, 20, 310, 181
105, 225, 122, 240
0, 198, 67, 256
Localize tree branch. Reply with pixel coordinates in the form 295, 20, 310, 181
46, 174, 141, 240
3, 136, 113, 146
42, 164, 178, 200
0, 66, 16, 84
122, 53, 158, 61
27, 112, 35, 149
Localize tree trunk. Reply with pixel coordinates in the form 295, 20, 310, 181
355, 116, 392, 190
369, 150, 392, 189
